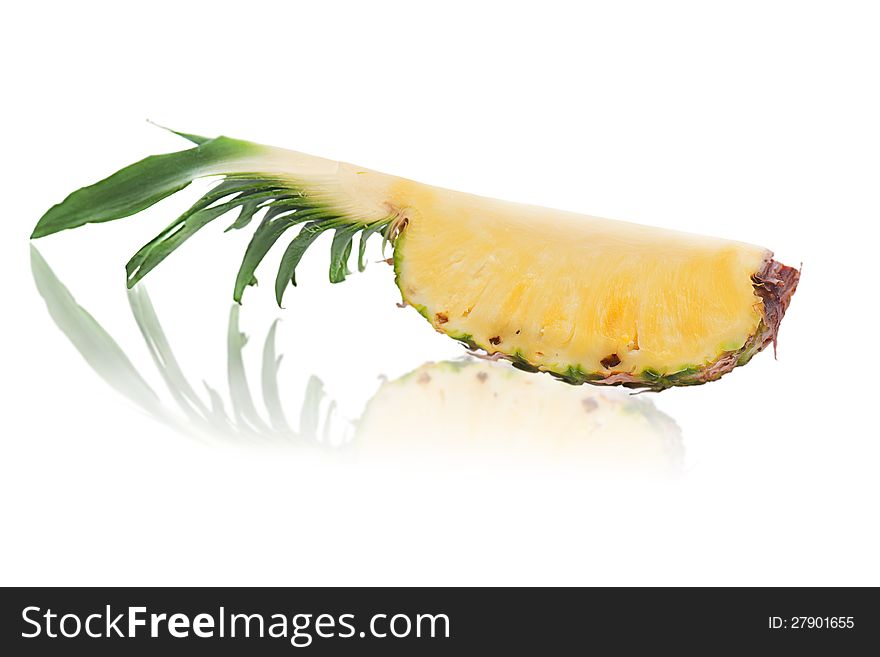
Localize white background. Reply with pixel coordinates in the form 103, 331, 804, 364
2, 1, 878, 585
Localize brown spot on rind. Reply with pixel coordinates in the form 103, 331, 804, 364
601, 353, 621, 369
435, 312, 448, 324
476, 371, 488, 382
489, 336, 502, 346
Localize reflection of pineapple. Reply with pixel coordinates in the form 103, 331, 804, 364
357, 359, 683, 475
33, 246, 681, 472
34, 130, 798, 390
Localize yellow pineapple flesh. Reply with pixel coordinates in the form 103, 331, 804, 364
388, 180, 789, 387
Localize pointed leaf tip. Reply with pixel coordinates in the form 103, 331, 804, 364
147, 120, 212, 145
274, 222, 327, 306
32, 136, 260, 239
329, 225, 359, 284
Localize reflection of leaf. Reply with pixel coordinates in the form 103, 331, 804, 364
227, 305, 271, 436
30, 245, 160, 415
300, 376, 325, 442
322, 400, 337, 443
202, 383, 234, 434
33, 246, 347, 446
261, 320, 290, 433
128, 286, 214, 425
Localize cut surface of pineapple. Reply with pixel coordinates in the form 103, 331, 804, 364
391, 183, 786, 385
32, 129, 799, 390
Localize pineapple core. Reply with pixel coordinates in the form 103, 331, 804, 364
391, 181, 769, 377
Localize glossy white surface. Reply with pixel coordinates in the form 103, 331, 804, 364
2, 0, 878, 585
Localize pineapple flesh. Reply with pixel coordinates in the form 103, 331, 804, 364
389, 181, 798, 388
32, 130, 799, 390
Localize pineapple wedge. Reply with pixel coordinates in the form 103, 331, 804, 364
32, 130, 799, 390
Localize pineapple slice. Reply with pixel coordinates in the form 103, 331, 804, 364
32, 130, 799, 390
390, 184, 799, 388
